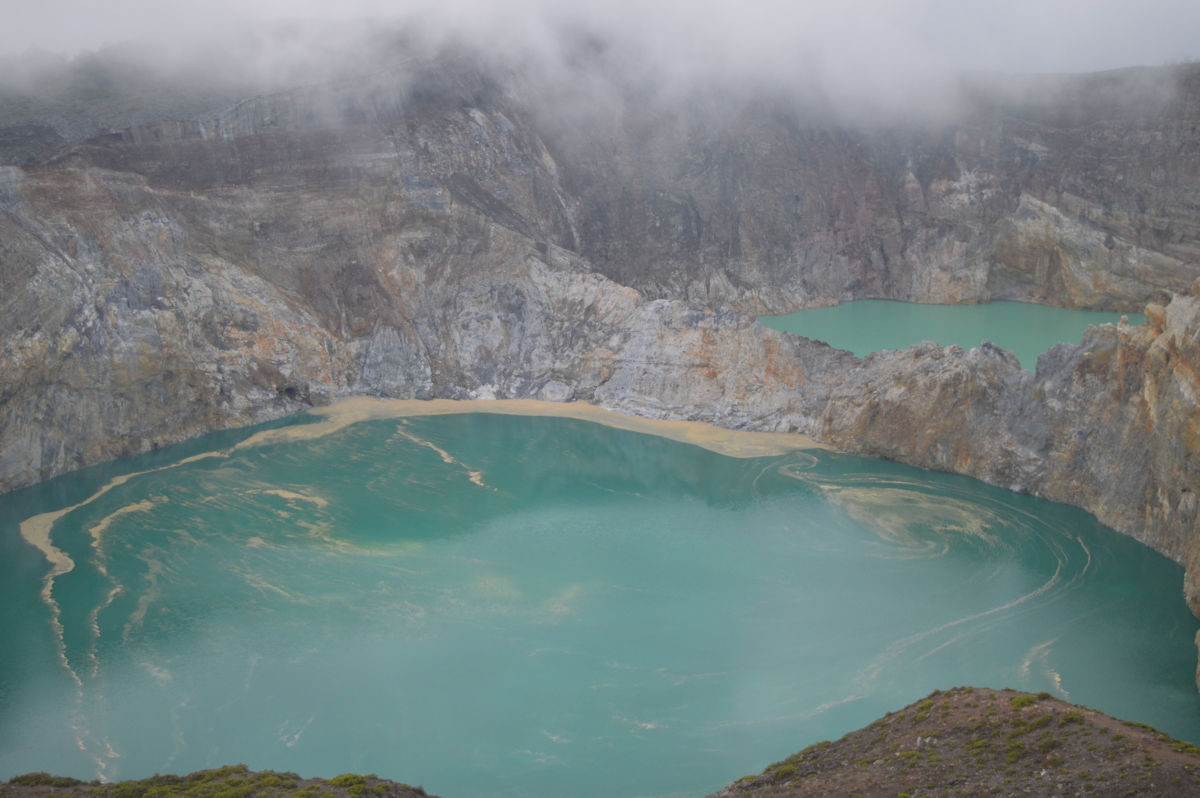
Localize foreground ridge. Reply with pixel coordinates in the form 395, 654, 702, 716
710, 687, 1200, 797
0, 766, 435, 798
6, 690, 1200, 798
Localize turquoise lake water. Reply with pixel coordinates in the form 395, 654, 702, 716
2, 409, 1198, 797
758, 301, 1145, 369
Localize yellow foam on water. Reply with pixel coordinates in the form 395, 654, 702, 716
391, 425, 494, 489
543, 584, 584, 615
474, 575, 522, 600
20, 455, 221, 690
18, 397, 820, 704
258, 489, 329, 508
89, 498, 161, 577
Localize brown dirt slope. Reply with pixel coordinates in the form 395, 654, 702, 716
710, 687, 1200, 798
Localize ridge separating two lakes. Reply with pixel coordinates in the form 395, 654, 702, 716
757, 299, 1145, 369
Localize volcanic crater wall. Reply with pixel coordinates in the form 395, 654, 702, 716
2, 57, 1200, 670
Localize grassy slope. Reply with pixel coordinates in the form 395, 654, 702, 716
711, 687, 1200, 797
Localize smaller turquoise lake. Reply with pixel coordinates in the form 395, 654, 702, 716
759, 301, 1144, 369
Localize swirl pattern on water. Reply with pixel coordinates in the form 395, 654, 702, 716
1, 406, 1197, 798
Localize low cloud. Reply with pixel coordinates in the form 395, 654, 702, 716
5, 0, 1198, 72
1, 0, 1197, 127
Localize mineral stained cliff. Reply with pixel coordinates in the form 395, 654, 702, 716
2, 49, 1200, 661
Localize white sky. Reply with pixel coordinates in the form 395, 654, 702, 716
1, 0, 1197, 75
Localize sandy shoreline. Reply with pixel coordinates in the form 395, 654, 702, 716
239, 396, 826, 459
22, 396, 822, 566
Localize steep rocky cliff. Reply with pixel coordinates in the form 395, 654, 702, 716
2, 49, 1200, 668
543, 65, 1200, 312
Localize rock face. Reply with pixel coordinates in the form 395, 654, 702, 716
541, 65, 1200, 312
2, 51, 1200, 665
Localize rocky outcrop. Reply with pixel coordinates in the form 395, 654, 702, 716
2, 51, 1200, 670
709, 687, 1200, 796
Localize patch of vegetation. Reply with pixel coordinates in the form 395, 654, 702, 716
1009, 694, 1038, 709
1122, 719, 1164, 736
0, 766, 418, 798
769, 764, 796, 780
1039, 736, 1064, 753
9, 774, 86, 788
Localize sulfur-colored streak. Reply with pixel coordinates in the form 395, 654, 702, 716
123, 552, 169, 644
86, 585, 125, 677
19, 451, 226, 688
474, 575, 522, 601
778, 465, 1079, 685
778, 463, 1003, 557
21, 451, 225, 578
89, 497, 161, 541
88, 498, 161, 576
242, 572, 305, 603
823, 486, 998, 555
391, 425, 493, 489
257, 489, 329, 508
543, 584, 584, 615
19, 514, 78, 688
854, 556, 1066, 687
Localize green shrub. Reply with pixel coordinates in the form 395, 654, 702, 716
10, 773, 85, 787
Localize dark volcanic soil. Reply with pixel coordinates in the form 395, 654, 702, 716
709, 687, 1200, 797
